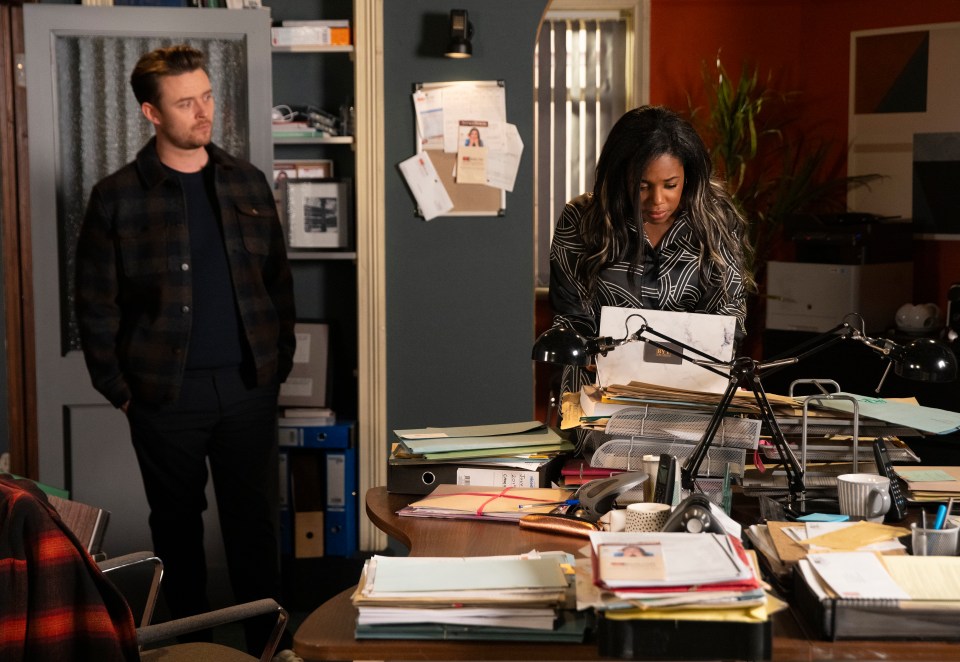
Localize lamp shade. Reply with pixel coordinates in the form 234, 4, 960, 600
444, 9, 472, 58
893, 337, 958, 383
531, 324, 593, 366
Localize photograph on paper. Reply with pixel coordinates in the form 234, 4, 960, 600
284, 179, 352, 249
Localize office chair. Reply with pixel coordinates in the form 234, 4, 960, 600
0, 474, 288, 662
48, 492, 110, 557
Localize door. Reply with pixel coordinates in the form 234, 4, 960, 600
22, 4, 273, 566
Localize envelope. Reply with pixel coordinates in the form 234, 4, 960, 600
406, 484, 574, 518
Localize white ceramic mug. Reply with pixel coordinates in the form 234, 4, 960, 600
836, 473, 891, 521
600, 508, 628, 532
895, 303, 940, 333
625, 502, 671, 532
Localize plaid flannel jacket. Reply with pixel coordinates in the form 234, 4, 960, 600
0, 475, 139, 662
76, 138, 296, 407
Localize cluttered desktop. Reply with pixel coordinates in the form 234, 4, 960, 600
294, 307, 960, 661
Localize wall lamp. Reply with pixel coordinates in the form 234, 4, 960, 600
532, 313, 957, 510
444, 9, 473, 59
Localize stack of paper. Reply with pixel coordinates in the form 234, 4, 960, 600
895, 466, 960, 502
559, 457, 625, 487
392, 421, 570, 459
388, 421, 573, 495
744, 520, 908, 589
796, 551, 960, 640
352, 552, 588, 641
803, 551, 960, 602
578, 532, 769, 621
397, 484, 575, 522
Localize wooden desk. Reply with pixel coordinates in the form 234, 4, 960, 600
293, 488, 960, 661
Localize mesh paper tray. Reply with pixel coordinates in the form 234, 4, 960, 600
758, 439, 919, 464
588, 436, 746, 478
604, 406, 761, 451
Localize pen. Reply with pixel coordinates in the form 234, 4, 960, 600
934, 504, 948, 530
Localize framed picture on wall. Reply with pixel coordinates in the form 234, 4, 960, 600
278, 321, 331, 408
283, 178, 352, 249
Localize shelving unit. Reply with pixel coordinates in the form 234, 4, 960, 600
272, 44, 354, 53
272, 136, 354, 145
266, 0, 361, 564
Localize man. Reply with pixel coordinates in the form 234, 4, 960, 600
75, 45, 296, 652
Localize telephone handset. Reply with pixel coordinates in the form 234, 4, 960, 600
577, 470, 649, 522
653, 454, 677, 505
661, 493, 725, 534
873, 439, 907, 522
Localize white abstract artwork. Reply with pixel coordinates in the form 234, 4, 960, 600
595, 307, 737, 393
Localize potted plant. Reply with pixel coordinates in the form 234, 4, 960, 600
688, 56, 882, 356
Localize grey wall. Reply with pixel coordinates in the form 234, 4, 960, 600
383, 0, 547, 432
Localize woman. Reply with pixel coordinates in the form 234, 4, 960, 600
549, 105, 755, 394
465, 127, 483, 146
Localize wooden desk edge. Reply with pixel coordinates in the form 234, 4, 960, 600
293, 486, 960, 661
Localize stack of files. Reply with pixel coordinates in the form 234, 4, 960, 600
741, 463, 857, 499
812, 394, 960, 435
566, 382, 776, 435
397, 484, 574, 522
599, 381, 796, 416
795, 551, 960, 640
391, 421, 570, 459
388, 421, 572, 495
558, 457, 624, 487
279, 406, 336, 426
745, 520, 908, 584
773, 412, 921, 439
351, 552, 589, 642
756, 435, 919, 466
584, 531, 764, 610
894, 465, 960, 502
579, 531, 777, 660
271, 121, 319, 139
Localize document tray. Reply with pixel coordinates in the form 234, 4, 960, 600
793, 564, 960, 641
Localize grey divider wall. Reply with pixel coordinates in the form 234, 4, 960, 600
383, 0, 547, 434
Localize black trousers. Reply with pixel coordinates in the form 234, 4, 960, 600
127, 366, 281, 652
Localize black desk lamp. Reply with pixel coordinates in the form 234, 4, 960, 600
533, 313, 957, 508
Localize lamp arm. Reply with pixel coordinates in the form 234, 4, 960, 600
759, 323, 852, 377
747, 370, 805, 495
680, 372, 742, 490
681, 357, 805, 498
585, 336, 622, 357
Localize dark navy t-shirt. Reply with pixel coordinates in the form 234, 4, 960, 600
168, 163, 245, 370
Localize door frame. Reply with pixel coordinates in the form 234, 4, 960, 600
1, 3, 37, 477
2, 0, 390, 553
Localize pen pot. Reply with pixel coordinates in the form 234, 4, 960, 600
911, 523, 960, 556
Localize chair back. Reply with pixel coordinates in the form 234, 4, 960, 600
48, 493, 110, 556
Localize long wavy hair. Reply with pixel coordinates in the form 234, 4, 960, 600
579, 105, 755, 298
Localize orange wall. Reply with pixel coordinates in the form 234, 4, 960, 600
648, 0, 960, 309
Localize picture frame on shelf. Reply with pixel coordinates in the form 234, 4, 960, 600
279, 321, 331, 408
272, 159, 335, 186
283, 177, 352, 249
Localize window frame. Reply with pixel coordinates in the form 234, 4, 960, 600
534, 0, 650, 290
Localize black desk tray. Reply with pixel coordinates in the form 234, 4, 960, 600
596, 614, 771, 660
793, 565, 960, 641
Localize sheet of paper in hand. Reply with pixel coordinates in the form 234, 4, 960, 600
595, 307, 736, 394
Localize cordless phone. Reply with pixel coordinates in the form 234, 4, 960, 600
653, 454, 678, 505
873, 439, 907, 522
